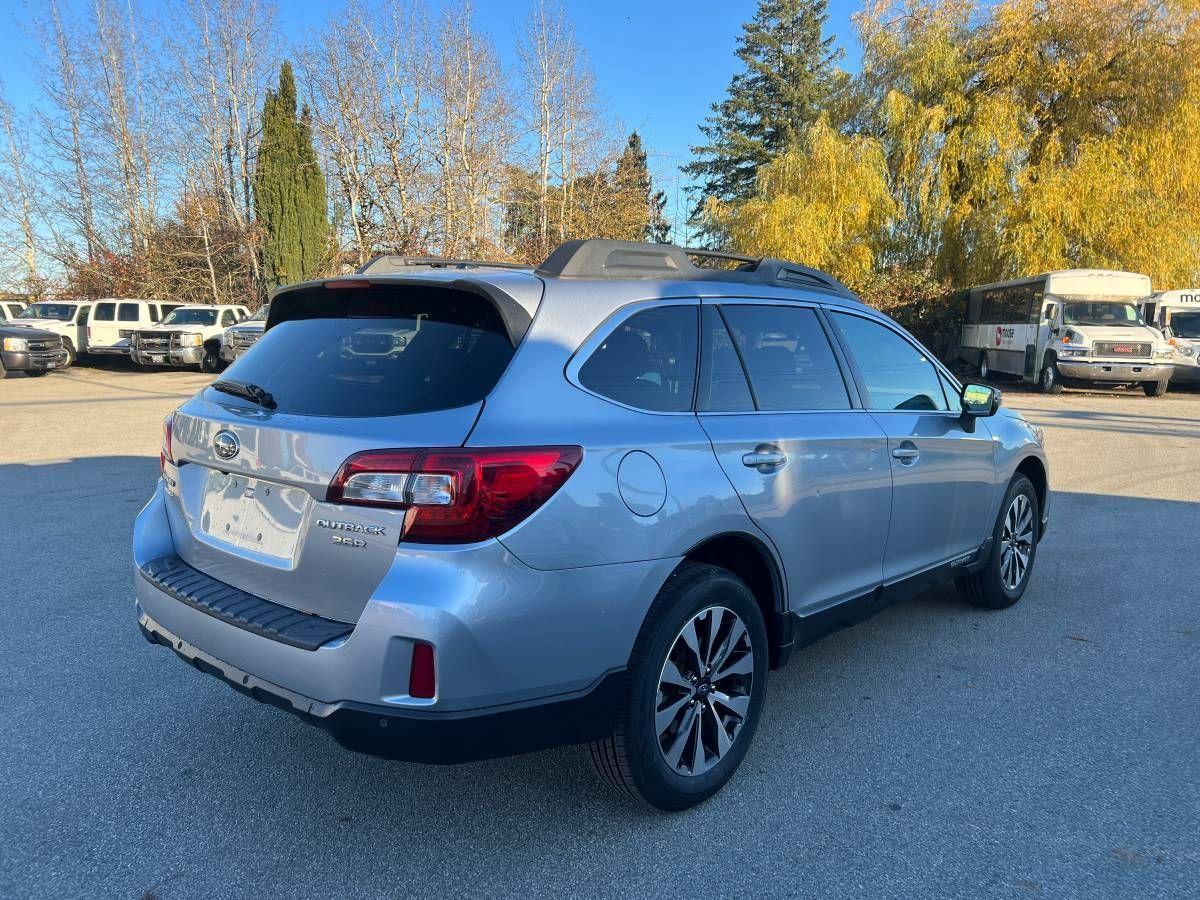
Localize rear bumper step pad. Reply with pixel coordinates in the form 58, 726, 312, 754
138, 554, 353, 651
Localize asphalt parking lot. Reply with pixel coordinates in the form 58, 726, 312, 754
1, 365, 1197, 899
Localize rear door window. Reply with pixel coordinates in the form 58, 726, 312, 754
578, 305, 698, 412
94, 302, 116, 322
719, 305, 850, 410
118, 303, 139, 322
698, 306, 754, 412
211, 287, 517, 418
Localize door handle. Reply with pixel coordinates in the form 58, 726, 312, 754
891, 442, 920, 465
742, 447, 787, 472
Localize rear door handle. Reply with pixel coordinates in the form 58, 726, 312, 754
742, 447, 787, 471
891, 442, 920, 465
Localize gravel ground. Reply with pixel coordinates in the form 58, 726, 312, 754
1, 363, 1197, 899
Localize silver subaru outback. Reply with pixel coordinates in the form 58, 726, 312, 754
134, 239, 1049, 810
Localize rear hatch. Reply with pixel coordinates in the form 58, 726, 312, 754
162, 275, 540, 623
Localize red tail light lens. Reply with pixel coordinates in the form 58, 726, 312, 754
409, 642, 436, 699
160, 414, 175, 475
327, 446, 583, 543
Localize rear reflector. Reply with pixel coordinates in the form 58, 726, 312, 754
409, 642, 436, 699
327, 446, 583, 543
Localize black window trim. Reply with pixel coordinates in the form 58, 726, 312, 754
695, 298, 864, 415
565, 297, 703, 417
824, 305, 964, 416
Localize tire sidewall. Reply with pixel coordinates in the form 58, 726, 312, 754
988, 476, 1040, 603
1040, 361, 1056, 393
622, 569, 769, 809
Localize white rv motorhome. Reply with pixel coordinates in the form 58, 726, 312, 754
1139, 289, 1200, 385
960, 270, 1173, 395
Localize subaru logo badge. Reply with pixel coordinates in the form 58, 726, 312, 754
213, 429, 240, 461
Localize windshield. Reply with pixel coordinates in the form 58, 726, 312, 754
21, 303, 77, 321
248, 306, 268, 322
161, 308, 217, 326
1171, 311, 1200, 339
1063, 301, 1143, 327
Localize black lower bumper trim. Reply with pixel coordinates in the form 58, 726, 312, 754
139, 554, 353, 651
138, 612, 625, 764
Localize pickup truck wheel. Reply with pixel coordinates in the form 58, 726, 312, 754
62, 340, 77, 368
1142, 379, 1169, 397
957, 474, 1039, 610
199, 346, 222, 373
589, 563, 768, 811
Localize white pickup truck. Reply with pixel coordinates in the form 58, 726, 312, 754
7, 300, 94, 367
131, 304, 250, 372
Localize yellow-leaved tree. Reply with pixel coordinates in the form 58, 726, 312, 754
706, 117, 895, 285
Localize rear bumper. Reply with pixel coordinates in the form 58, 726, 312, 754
1056, 360, 1173, 382
137, 607, 624, 763
1, 348, 68, 371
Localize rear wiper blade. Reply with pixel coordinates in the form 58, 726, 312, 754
211, 379, 277, 410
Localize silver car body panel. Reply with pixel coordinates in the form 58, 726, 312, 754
134, 259, 1049, 724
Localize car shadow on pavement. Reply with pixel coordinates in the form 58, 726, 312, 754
3, 456, 1198, 896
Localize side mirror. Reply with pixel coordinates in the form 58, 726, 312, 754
961, 383, 1001, 428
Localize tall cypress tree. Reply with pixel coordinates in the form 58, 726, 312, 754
254, 61, 328, 287
613, 131, 669, 242
684, 0, 842, 232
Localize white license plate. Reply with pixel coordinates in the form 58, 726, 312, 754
199, 470, 310, 563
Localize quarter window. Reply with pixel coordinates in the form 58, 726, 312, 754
830, 312, 948, 412
720, 305, 850, 410
94, 302, 116, 322
578, 305, 698, 412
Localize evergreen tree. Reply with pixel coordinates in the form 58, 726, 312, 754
613, 131, 670, 242
684, 0, 842, 235
253, 61, 328, 287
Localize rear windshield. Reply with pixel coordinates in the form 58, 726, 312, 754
208, 289, 515, 417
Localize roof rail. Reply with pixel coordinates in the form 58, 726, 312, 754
356, 254, 533, 275
534, 239, 853, 297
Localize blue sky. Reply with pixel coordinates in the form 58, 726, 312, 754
0, 0, 866, 235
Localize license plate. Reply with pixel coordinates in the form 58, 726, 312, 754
199, 470, 310, 563
149, 354, 165, 364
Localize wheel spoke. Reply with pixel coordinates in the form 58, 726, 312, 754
678, 620, 704, 672
656, 694, 691, 736
689, 707, 705, 773
660, 659, 691, 691
708, 617, 746, 674
707, 700, 733, 758
710, 689, 750, 719
702, 608, 726, 667
664, 704, 697, 769
715, 651, 753, 679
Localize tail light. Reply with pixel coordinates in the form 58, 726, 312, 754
328, 446, 583, 543
160, 414, 175, 476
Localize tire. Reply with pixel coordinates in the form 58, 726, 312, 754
62, 340, 77, 369
956, 474, 1039, 610
200, 345, 222, 373
1038, 358, 1063, 394
1142, 379, 1169, 397
589, 563, 769, 811
979, 352, 990, 380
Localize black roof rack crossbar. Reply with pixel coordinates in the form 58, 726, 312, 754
681, 247, 761, 267
357, 254, 533, 275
